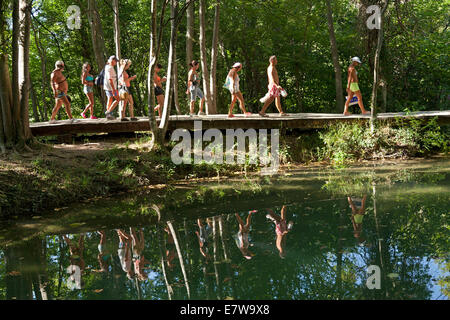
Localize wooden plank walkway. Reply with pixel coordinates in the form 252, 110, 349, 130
29, 110, 450, 136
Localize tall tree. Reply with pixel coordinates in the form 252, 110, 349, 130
159, 0, 179, 131
198, 0, 214, 114
18, 0, 33, 140
113, 0, 122, 115
209, 0, 220, 114
326, 0, 344, 113
370, 0, 390, 131
87, 0, 107, 108
147, 0, 168, 149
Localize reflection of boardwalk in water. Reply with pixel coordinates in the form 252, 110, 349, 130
0, 163, 449, 300
29, 110, 450, 136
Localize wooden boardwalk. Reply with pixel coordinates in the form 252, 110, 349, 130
29, 110, 450, 137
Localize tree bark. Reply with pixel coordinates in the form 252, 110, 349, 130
18, 0, 33, 143
31, 23, 49, 121
209, 1, 220, 114
370, 0, 390, 132
147, 0, 164, 148
186, 0, 194, 66
87, 0, 107, 109
186, 0, 194, 108
12, 0, 23, 144
167, 220, 191, 299
159, 0, 178, 134
173, 52, 181, 115
30, 78, 40, 122
113, 0, 122, 115
0, 54, 14, 150
326, 0, 344, 113
199, 0, 213, 114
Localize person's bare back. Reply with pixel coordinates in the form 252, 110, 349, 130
51, 69, 67, 94
268, 64, 279, 86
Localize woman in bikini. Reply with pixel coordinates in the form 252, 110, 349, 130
186, 60, 205, 116
118, 59, 137, 121
80, 62, 97, 119
224, 62, 251, 118
153, 64, 167, 118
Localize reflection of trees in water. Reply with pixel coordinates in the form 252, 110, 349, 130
0, 182, 447, 299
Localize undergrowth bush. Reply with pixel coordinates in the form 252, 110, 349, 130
319, 118, 448, 166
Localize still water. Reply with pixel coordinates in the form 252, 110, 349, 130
0, 159, 449, 300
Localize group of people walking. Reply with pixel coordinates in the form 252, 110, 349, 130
49, 54, 369, 123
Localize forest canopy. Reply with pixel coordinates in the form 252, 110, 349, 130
0, 0, 448, 122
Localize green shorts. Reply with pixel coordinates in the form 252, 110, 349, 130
350, 83, 360, 92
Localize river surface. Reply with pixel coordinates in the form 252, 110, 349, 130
0, 158, 449, 300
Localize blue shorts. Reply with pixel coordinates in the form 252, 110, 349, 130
56, 91, 67, 99
83, 85, 93, 94
106, 90, 118, 98
190, 86, 204, 102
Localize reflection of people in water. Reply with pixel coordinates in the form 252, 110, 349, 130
266, 205, 294, 259
63, 234, 85, 271
116, 229, 135, 280
348, 195, 367, 245
130, 227, 151, 281
195, 218, 212, 260
95, 230, 112, 273
164, 226, 176, 270
234, 210, 257, 259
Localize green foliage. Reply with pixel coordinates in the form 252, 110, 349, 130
1, 0, 445, 121
319, 119, 449, 166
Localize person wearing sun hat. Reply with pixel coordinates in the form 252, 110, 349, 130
343, 56, 370, 116
224, 62, 251, 118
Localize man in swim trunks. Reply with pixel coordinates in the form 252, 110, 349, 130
50, 60, 74, 123
343, 57, 370, 116
104, 55, 120, 120
259, 55, 287, 117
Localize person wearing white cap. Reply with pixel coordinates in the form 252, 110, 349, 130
343, 57, 370, 116
104, 55, 120, 120
224, 62, 251, 118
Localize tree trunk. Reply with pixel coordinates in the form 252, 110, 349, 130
159, 0, 178, 134
186, 0, 194, 108
30, 79, 40, 122
18, 0, 33, 143
167, 220, 191, 299
370, 0, 390, 132
0, 54, 14, 150
199, 0, 213, 114
173, 52, 181, 115
31, 23, 49, 121
147, 0, 164, 148
87, 0, 107, 108
12, 0, 23, 144
157, 225, 174, 300
326, 0, 344, 113
209, 1, 220, 114
113, 0, 122, 115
